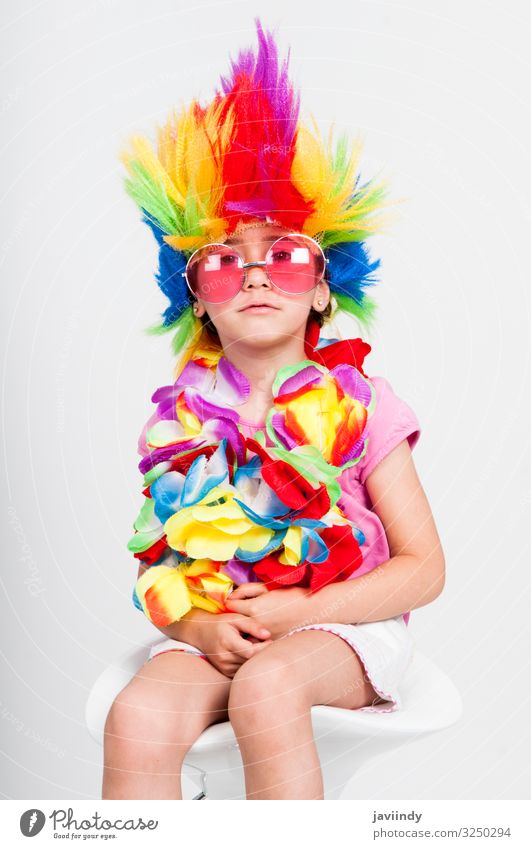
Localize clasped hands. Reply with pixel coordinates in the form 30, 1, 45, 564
195, 582, 313, 678
226, 581, 312, 640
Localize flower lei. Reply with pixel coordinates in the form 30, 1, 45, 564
129, 326, 376, 627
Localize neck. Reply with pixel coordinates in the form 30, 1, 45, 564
221, 334, 307, 401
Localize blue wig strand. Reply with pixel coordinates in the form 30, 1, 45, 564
326, 240, 381, 305
141, 212, 191, 327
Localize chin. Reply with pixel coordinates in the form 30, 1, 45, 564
238, 329, 293, 347
232, 319, 298, 349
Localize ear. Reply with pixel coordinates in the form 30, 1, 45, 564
192, 300, 207, 318
312, 281, 330, 312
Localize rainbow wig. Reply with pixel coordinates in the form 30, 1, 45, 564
120, 18, 392, 367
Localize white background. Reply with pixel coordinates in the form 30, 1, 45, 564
1, 0, 530, 799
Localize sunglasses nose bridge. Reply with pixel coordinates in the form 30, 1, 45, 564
242, 259, 272, 287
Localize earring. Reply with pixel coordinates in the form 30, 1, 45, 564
317, 299, 323, 306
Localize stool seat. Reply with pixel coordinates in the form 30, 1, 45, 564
87, 641, 462, 799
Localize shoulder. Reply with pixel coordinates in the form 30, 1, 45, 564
354, 374, 421, 486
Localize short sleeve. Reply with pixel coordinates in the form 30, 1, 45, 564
355, 375, 421, 485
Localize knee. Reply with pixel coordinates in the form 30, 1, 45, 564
228, 653, 306, 726
103, 682, 198, 755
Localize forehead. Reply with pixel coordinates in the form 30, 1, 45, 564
224, 226, 292, 247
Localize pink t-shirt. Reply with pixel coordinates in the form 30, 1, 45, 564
238, 374, 421, 581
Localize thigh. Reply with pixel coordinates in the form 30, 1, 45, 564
109, 651, 232, 740
234, 629, 379, 711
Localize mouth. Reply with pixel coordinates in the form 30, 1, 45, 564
239, 302, 280, 312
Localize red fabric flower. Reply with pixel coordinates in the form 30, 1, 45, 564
304, 316, 371, 378
245, 437, 330, 519
169, 443, 219, 475
253, 554, 310, 588
253, 523, 364, 592
309, 524, 364, 591
133, 536, 169, 566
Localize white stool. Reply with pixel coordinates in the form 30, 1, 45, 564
86, 641, 462, 800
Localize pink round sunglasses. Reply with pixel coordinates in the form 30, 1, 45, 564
182, 232, 329, 304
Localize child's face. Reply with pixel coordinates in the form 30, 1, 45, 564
192, 224, 330, 350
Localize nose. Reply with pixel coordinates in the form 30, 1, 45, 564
242, 262, 272, 289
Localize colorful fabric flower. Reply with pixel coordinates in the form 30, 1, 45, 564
266, 359, 374, 467
133, 560, 233, 627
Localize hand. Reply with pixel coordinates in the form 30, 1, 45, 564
225, 583, 313, 640
196, 611, 273, 678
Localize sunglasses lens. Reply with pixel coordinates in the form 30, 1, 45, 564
186, 245, 243, 303
266, 235, 325, 294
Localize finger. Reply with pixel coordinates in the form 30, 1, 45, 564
229, 638, 256, 662
249, 639, 273, 655
219, 610, 258, 628
224, 598, 247, 614
232, 617, 271, 640
226, 627, 269, 661
229, 582, 269, 600
223, 669, 239, 679
215, 663, 240, 679
224, 598, 252, 615
209, 653, 245, 677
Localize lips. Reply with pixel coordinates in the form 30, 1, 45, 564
239, 302, 279, 311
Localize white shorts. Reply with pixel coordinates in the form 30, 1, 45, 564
147, 616, 414, 712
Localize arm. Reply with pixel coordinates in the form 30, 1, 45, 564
305, 438, 445, 624
227, 440, 446, 635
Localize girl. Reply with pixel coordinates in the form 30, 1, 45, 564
102, 20, 445, 800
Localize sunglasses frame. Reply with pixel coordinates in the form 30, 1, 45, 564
181, 232, 329, 305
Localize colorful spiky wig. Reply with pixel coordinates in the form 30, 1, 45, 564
120, 17, 392, 371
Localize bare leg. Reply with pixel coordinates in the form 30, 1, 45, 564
102, 652, 231, 799
228, 629, 379, 800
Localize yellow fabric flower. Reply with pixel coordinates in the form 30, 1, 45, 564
164, 488, 274, 560
135, 560, 233, 627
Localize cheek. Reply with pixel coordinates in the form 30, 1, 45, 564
202, 302, 235, 327
278, 293, 315, 317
